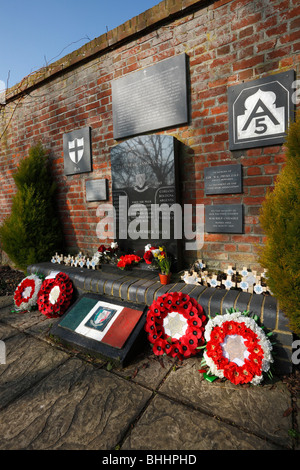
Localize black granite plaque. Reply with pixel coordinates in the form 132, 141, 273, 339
86, 179, 107, 202
228, 70, 295, 150
204, 164, 242, 195
205, 204, 243, 233
112, 54, 188, 139
63, 127, 92, 175
110, 134, 182, 268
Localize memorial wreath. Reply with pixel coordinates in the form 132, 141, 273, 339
200, 308, 274, 385
13, 274, 43, 311
145, 292, 207, 360
37, 272, 73, 318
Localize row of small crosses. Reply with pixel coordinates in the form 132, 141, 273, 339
181, 260, 270, 295
51, 252, 99, 270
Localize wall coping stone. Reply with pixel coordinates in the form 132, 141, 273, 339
5, 0, 209, 104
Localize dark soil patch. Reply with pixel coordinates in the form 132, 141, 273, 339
0, 265, 25, 297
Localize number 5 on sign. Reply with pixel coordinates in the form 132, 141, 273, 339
0, 340, 6, 364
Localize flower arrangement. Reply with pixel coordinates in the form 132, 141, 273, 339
37, 272, 73, 318
145, 292, 207, 360
117, 253, 141, 269
200, 308, 274, 385
13, 274, 44, 311
143, 245, 160, 266
144, 244, 171, 274
92, 242, 119, 267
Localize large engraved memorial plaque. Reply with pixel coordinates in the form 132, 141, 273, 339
112, 54, 188, 139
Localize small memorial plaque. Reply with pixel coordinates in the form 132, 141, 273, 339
112, 54, 188, 139
204, 164, 242, 195
205, 204, 243, 233
86, 179, 107, 202
228, 70, 295, 150
63, 127, 92, 175
50, 294, 147, 366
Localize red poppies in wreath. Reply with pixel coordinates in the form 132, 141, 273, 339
37, 272, 73, 318
145, 292, 207, 360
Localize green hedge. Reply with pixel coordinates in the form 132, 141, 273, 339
0, 143, 64, 271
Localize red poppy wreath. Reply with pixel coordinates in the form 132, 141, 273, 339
201, 308, 274, 385
37, 272, 73, 318
145, 292, 207, 360
14, 274, 43, 311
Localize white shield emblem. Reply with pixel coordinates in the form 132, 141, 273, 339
68, 137, 84, 164
134, 173, 148, 192
136, 173, 146, 188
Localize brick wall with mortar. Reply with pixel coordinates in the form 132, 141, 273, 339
0, 0, 300, 275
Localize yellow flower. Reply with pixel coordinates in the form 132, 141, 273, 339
159, 246, 164, 251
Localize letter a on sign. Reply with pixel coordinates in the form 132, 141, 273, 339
228, 70, 295, 150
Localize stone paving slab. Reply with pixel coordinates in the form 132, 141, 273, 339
121, 394, 279, 450
159, 357, 293, 448
0, 323, 19, 340
114, 346, 176, 389
0, 332, 69, 410
0, 300, 298, 451
0, 357, 152, 450
0, 303, 52, 331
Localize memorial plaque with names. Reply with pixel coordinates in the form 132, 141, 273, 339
63, 126, 92, 176
205, 204, 243, 233
112, 54, 188, 139
204, 164, 242, 195
110, 134, 182, 268
86, 179, 107, 202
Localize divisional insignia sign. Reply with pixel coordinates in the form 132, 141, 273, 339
228, 71, 295, 150
63, 127, 92, 175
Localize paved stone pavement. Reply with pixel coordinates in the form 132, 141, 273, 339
0, 295, 299, 452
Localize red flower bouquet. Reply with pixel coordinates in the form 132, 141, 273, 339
145, 292, 207, 360
37, 272, 73, 318
117, 254, 141, 269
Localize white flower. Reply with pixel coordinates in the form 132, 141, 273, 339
111, 242, 118, 249
145, 244, 152, 252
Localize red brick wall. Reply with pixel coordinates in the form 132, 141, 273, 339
0, 0, 299, 272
